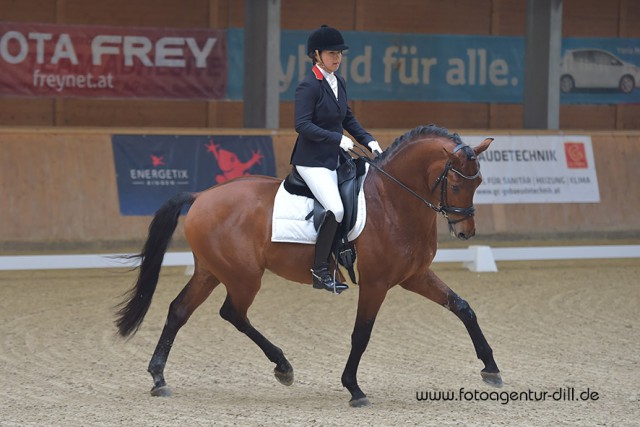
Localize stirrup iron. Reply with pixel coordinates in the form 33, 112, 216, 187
311, 266, 348, 294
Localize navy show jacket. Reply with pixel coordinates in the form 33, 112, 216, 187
291, 64, 374, 170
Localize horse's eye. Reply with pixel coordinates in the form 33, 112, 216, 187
451, 185, 460, 194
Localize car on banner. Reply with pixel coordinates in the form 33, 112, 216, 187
560, 48, 640, 94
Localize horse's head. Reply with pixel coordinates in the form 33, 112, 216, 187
436, 137, 493, 240
372, 125, 493, 240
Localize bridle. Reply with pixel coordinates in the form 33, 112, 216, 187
431, 144, 480, 223
352, 143, 480, 225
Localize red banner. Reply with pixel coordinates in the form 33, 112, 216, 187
0, 22, 227, 99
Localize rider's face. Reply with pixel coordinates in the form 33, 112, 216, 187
317, 50, 342, 73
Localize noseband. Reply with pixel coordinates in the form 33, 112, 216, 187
355, 143, 480, 225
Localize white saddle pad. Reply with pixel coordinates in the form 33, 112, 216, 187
271, 165, 368, 244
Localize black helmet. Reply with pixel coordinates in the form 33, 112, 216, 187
306, 25, 349, 56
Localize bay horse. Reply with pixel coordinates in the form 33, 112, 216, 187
115, 124, 501, 407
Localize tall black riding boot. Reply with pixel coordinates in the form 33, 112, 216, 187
311, 211, 349, 294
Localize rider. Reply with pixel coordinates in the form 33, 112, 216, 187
291, 25, 383, 293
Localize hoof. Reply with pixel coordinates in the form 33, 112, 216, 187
481, 371, 503, 388
349, 397, 371, 407
150, 385, 172, 397
274, 368, 294, 386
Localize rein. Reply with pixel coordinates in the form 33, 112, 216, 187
350, 144, 480, 224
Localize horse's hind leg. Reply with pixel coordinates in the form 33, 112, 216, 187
219, 289, 294, 386
147, 267, 220, 397
401, 269, 502, 387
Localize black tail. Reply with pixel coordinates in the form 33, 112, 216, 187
115, 192, 196, 338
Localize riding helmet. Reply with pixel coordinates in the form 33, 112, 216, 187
306, 25, 349, 56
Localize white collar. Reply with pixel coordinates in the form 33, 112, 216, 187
313, 64, 338, 99
317, 65, 336, 83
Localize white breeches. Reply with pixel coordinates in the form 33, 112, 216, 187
296, 165, 344, 223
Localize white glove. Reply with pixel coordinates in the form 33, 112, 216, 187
340, 135, 354, 152
368, 140, 383, 157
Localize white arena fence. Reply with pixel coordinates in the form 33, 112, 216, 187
0, 245, 639, 273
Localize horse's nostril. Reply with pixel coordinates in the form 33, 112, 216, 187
457, 231, 474, 240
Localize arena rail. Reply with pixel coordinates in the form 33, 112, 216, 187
1, 245, 639, 273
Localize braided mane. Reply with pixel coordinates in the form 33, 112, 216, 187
377, 124, 464, 163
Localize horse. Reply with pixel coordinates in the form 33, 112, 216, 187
115, 124, 501, 407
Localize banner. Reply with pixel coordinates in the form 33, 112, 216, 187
112, 135, 275, 215
466, 135, 600, 204
560, 38, 640, 104
0, 22, 227, 99
227, 30, 527, 103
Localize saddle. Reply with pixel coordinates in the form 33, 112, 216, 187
283, 156, 367, 283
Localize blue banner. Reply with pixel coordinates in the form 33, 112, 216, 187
560, 38, 640, 104
112, 134, 276, 215
227, 29, 640, 104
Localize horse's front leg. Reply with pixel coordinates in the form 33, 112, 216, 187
401, 269, 502, 387
341, 285, 388, 407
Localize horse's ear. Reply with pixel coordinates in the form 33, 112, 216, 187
474, 138, 493, 156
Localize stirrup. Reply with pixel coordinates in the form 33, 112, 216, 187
311, 266, 349, 294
